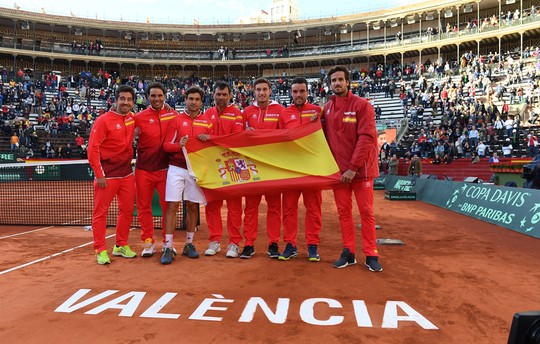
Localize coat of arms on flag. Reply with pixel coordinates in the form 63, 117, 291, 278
218, 152, 259, 185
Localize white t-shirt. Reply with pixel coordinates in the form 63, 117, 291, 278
477, 143, 486, 155
502, 145, 513, 156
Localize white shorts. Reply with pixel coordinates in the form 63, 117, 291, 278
165, 165, 207, 205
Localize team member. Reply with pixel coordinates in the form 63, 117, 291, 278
161, 86, 213, 264
322, 66, 382, 272
199, 81, 245, 258
241, 78, 285, 259
134, 82, 179, 257
277, 77, 323, 262
88, 85, 137, 265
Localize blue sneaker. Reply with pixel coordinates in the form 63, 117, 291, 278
307, 244, 320, 262
333, 248, 356, 268
278, 243, 298, 261
240, 245, 255, 259
161, 247, 176, 265
182, 243, 199, 258
267, 242, 280, 258
365, 256, 383, 272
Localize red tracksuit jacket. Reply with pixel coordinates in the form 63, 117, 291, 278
134, 107, 179, 171
322, 91, 379, 181
88, 111, 135, 178
278, 102, 322, 129
163, 111, 214, 169
204, 104, 244, 136
243, 101, 285, 130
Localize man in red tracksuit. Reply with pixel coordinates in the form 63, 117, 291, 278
161, 86, 213, 264
88, 85, 137, 265
277, 77, 323, 262
199, 81, 245, 258
241, 78, 285, 259
134, 82, 179, 257
323, 66, 382, 272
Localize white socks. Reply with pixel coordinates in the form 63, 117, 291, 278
186, 232, 194, 244
165, 234, 174, 248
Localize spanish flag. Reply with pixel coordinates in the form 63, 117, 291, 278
185, 121, 340, 201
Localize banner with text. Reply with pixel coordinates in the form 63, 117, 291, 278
383, 176, 540, 239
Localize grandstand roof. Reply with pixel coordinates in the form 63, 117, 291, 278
0, 0, 490, 34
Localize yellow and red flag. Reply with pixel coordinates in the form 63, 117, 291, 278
184, 121, 340, 201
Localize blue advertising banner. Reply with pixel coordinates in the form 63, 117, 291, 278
383, 176, 540, 239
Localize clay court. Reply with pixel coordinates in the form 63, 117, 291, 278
0, 190, 539, 343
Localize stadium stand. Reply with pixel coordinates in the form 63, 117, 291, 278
0, 0, 538, 180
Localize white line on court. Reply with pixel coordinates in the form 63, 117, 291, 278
0, 232, 117, 276
0, 218, 93, 240
0, 226, 55, 239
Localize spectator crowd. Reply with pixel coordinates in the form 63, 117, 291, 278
1, 45, 539, 166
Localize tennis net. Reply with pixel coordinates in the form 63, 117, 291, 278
0, 160, 185, 228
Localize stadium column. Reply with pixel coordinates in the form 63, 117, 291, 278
521, 0, 524, 25
498, 37, 501, 63
401, 19, 403, 46
366, 22, 370, 50
384, 25, 386, 49
437, 10, 441, 41
477, 1, 480, 33
456, 5, 460, 36
498, 0, 501, 28
520, 32, 523, 57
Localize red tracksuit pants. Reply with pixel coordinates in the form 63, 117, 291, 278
282, 190, 322, 247
205, 198, 242, 245
333, 179, 378, 257
135, 168, 167, 243
243, 193, 281, 246
92, 174, 135, 253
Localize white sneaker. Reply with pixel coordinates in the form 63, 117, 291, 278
205, 241, 221, 256
141, 239, 156, 257
226, 243, 239, 258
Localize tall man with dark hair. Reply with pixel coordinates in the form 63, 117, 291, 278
161, 86, 213, 264
88, 85, 137, 265
278, 77, 323, 262
241, 78, 285, 259
134, 82, 179, 257
322, 66, 382, 272
199, 81, 245, 258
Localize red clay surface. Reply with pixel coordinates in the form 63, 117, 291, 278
0, 190, 539, 343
